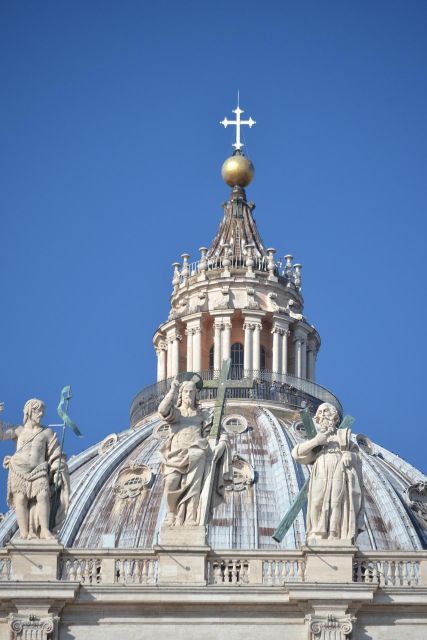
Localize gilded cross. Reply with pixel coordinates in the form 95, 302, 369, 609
272, 409, 354, 543
220, 94, 256, 151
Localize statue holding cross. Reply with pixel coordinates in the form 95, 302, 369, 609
273, 403, 364, 545
158, 360, 254, 530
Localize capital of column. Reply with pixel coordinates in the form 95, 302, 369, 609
243, 322, 255, 331
155, 340, 168, 354
222, 319, 232, 330
167, 331, 181, 343
9, 614, 56, 640
307, 614, 355, 639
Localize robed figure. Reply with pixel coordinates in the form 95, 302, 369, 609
158, 378, 231, 527
292, 402, 364, 543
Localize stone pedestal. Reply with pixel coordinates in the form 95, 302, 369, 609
303, 540, 357, 583
8, 539, 63, 582
156, 527, 209, 585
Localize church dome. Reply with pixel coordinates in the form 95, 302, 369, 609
0, 394, 425, 551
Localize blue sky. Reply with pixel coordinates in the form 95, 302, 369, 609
1, 1, 427, 511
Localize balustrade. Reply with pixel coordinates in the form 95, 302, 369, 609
208, 557, 249, 585
115, 557, 158, 584
353, 555, 420, 586
60, 556, 102, 584
263, 558, 305, 585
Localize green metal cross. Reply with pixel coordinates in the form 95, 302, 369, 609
272, 408, 354, 543
203, 358, 254, 440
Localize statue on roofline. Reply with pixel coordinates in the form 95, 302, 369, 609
158, 376, 231, 527
1, 398, 70, 540
292, 402, 364, 543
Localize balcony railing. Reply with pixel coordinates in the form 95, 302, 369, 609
130, 369, 342, 427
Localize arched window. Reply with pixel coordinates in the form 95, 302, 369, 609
209, 345, 214, 372
260, 345, 266, 370
230, 343, 244, 378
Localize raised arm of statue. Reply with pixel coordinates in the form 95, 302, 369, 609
158, 378, 180, 423
0, 423, 20, 441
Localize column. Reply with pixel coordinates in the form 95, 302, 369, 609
294, 336, 303, 378
222, 319, 232, 362
272, 328, 281, 375
293, 329, 307, 379
171, 332, 181, 376
213, 320, 222, 371
306, 340, 316, 381
281, 330, 289, 377
167, 338, 172, 378
193, 327, 202, 371
156, 341, 167, 381
186, 328, 193, 371
243, 322, 253, 375
252, 322, 261, 372
301, 339, 307, 379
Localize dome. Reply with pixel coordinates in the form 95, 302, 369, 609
0, 397, 425, 551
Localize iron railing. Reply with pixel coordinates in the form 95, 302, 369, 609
129, 369, 342, 427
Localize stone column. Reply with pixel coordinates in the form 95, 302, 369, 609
156, 341, 167, 382
307, 339, 317, 381
222, 319, 232, 362
294, 335, 303, 378
243, 322, 253, 376
192, 327, 202, 372
271, 327, 281, 375
167, 338, 173, 378
170, 331, 181, 377
281, 329, 289, 376
186, 328, 193, 371
213, 320, 222, 371
293, 328, 308, 378
252, 322, 262, 372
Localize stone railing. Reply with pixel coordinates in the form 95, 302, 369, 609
115, 555, 158, 585
4, 547, 427, 588
183, 254, 288, 278
59, 550, 159, 585
60, 553, 103, 585
130, 369, 342, 427
353, 553, 423, 587
207, 551, 306, 586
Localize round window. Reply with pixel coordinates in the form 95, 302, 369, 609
222, 414, 248, 435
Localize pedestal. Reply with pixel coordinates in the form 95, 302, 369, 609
303, 540, 357, 583
8, 539, 63, 581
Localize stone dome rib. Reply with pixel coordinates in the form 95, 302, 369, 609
207, 186, 266, 259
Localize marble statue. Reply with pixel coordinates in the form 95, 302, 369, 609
292, 402, 364, 543
1, 398, 70, 540
158, 378, 231, 527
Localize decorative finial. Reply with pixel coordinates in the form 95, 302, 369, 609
220, 94, 256, 152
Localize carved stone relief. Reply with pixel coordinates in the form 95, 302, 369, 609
153, 422, 171, 439
406, 482, 427, 527
355, 433, 375, 455
9, 614, 57, 640
225, 454, 255, 492
98, 433, 118, 455
307, 614, 355, 640
113, 464, 153, 499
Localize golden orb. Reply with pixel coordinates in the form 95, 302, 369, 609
221, 153, 254, 187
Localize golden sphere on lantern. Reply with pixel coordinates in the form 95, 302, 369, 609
221, 153, 254, 187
